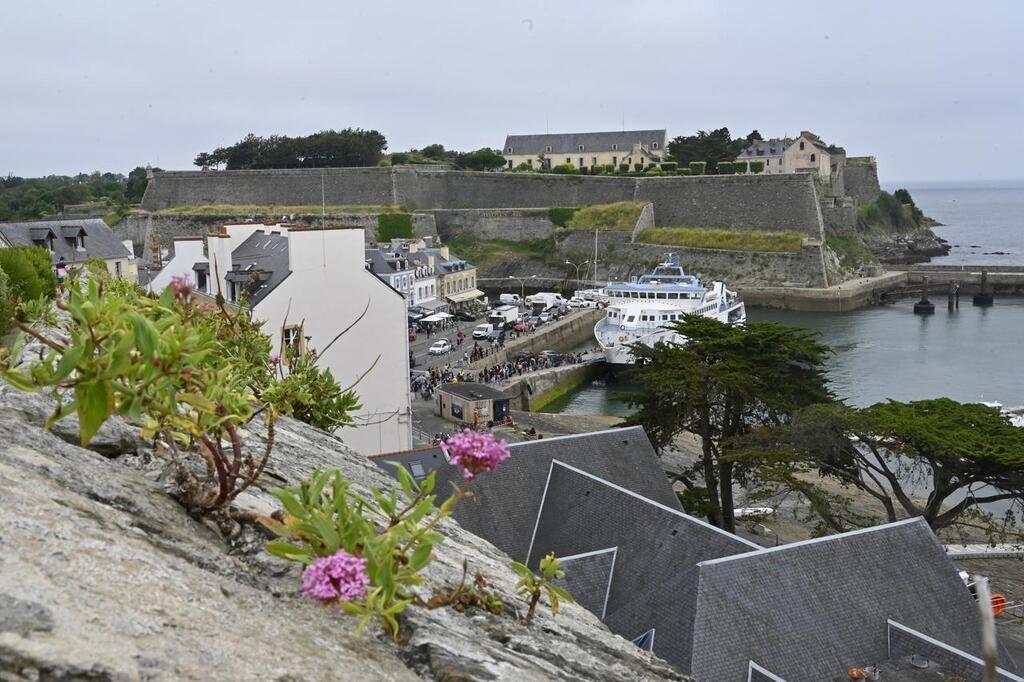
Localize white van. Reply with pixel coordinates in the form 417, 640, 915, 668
472, 323, 495, 339
499, 293, 521, 306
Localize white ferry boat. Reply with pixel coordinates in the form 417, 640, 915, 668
594, 255, 746, 365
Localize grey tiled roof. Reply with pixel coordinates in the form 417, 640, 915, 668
552, 547, 617, 619
365, 248, 413, 276
738, 138, 793, 158
0, 218, 131, 264
690, 517, 998, 682
503, 130, 667, 155
530, 461, 757, 672
228, 231, 290, 306
438, 383, 511, 402
373, 426, 681, 562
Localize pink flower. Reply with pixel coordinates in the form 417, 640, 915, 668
170, 274, 193, 301
443, 429, 510, 480
301, 550, 369, 604
270, 353, 281, 366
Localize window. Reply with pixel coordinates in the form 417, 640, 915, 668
114, 261, 121, 277
507, 160, 513, 169
810, 153, 816, 162
545, 145, 552, 152
579, 157, 584, 167
656, 292, 666, 299
626, 315, 635, 322
799, 141, 805, 150
283, 325, 303, 354
409, 462, 427, 481
612, 156, 617, 166
612, 144, 618, 150
565, 157, 571, 164
653, 142, 659, 149
592, 157, 597, 166
578, 145, 585, 151
507, 147, 513, 153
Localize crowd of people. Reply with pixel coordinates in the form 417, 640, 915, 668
475, 351, 585, 384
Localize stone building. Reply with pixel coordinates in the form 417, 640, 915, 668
149, 223, 413, 456
434, 382, 512, 426
0, 218, 138, 282
736, 131, 832, 177
365, 247, 416, 302
502, 130, 668, 171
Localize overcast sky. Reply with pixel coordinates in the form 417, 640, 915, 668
2, 1, 1021, 183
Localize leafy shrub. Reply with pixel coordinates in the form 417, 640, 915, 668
717, 161, 734, 175
661, 161, 678, 172
0, 277, 364, 533
0, 246, 56, 304
638, 226, 804, 252
677, 168, 691, 176
263, 430, 510, 637
377, 213, 414, 241
511, 553, 574, 624
688, 161, 707, 176
618, 163, 630, 173
0, 268, 13, 336
603, 164, 617, 174
16, 295, 58, 326
579, 167, 590, 175
547, 206, 580, 227
551, 163, 579, 175
748, 160, 765, 174
512, 162, 534, 172
734, 161, 748, 174
633, 163, 644, 172
645, 168, 664, 176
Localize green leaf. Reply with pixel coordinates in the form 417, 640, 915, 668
389, 460, 418, 499
52, 344, 86, 383
509, 561, 534, 578
548, 584, 575, 603
265, 540, 312, 563
275, 490, 308, 519
408, 541, 434, 572
75, 379, 112, 445
132, 314, 159, 359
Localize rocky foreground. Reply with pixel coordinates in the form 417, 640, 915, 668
0, 382, 683, 681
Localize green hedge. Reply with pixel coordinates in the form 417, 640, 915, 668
733, 161, 748, 174
748, 160, 765, 174
633, 163, 644, 172
717, 161, 734, 175
0, 246, 57, 304
689, 161, 707, 176
547, 206, 580, 227
677, 168, 691, 176
661, 161, 678, 172
376, 212, 414, 241
619, 163, 630, 173
0, 267, 14, 336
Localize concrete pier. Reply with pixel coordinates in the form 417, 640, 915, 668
466, 308, 603, 369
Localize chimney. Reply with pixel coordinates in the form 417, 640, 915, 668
408, 242, 418, 253
427, 254, 435, 269
440, 245, 450, 259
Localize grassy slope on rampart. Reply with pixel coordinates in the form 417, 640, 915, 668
638, 227, 804, 253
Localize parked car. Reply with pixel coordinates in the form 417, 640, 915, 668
538, 312, 552, 323
455, 310, 478, 322
428, 339, 452, 355
499, 293, 522, 306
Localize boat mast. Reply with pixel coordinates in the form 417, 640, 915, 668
593, 228, 599, 285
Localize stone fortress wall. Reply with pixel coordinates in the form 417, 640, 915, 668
843, 157, 881, 204
142, 167, 825, 239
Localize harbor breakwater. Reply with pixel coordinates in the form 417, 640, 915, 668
466, 308, 603, 370
503, 361, 604, 412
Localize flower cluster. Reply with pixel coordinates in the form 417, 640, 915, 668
170, 275, 193, 301
301, 549, 370, 604
443, 429, 511, 480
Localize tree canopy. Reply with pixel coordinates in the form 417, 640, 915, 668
624, 315, 831, 532
387, 144, 506, 171
760, 399, 1024, 539
0, 168, 154, 222
193, 129, 388, 170
666, 128, 754, 172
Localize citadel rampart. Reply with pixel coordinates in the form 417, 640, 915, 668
142, 168, 824, 237
843, 157, 881, 204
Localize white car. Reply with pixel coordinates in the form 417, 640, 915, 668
428, 339, 452, 355
538, 312, 552, 323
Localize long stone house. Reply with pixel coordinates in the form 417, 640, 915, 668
0, 218, 137, 282
502, 129, 667, 171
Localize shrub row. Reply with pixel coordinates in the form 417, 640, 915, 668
0, 246, 57, 305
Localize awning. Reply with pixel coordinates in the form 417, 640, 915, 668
420, 313, 446, 322
419, 298, 449, 311
446, 288, 486, 304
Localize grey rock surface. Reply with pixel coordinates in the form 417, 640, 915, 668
0, 382, 684, 681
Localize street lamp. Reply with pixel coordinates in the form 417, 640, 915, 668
508, 274, 537, 300
565, 259, 590, 288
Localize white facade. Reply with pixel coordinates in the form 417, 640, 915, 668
147, 237, 206, 293
154, 224, 413, 455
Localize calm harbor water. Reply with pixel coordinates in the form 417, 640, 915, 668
545, 183, 1024, 415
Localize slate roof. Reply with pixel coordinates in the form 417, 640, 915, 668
503, 130, 667, 156
552, 548, 617, 619
227, 231, 290, 306
365, 248, 413, 276
690, 517, 999, 682
437, 382, 511, 402
530, 460, 758, 671
0, 219, 131, 264
373, 426, 681, 563
738, 138, 793, 158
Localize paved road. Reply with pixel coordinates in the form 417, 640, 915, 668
409, 308, 595, 372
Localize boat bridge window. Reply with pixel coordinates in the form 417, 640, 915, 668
656, 292, 667, 299
626, 315, 635, 322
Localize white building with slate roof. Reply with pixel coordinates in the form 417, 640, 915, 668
736, 130, 833, 176
501, 129, 667, 171
150, 224, 412, 456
